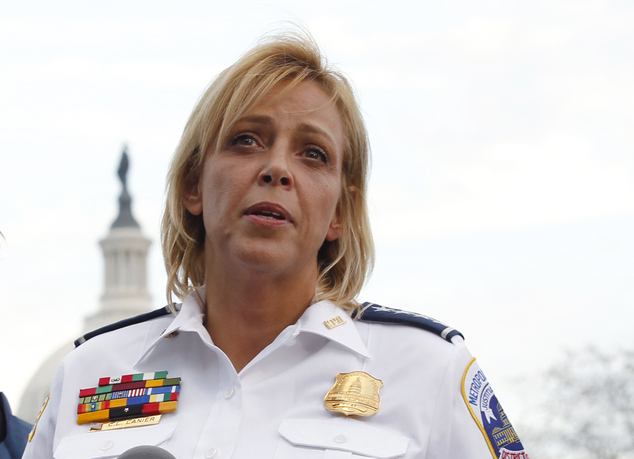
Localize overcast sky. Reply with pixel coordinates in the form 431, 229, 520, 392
1, 0, 633, 436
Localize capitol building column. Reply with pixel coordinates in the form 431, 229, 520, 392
84, 147, 152, 331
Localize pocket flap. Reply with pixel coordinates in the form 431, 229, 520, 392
278, 418, 408, 458
54, 422, 177, 459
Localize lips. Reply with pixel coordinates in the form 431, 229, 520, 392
244, 202, 292, 223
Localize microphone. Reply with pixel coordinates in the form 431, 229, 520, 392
117, 445, 176, 458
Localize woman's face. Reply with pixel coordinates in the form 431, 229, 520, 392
184, 80, 345, 279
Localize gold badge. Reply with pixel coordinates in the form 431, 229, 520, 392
324, 371, 383, 417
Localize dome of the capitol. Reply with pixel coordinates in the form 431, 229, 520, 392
18, 147, 153, 423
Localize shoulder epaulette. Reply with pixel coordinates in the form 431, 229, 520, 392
352, 302, 464, 343
74, 305, 176, 347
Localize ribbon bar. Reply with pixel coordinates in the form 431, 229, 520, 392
78, 392, 179, 414
98, 371, 169, 387
79, 378, 181, 398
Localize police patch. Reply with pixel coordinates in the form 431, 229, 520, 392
462, 358, 529, 458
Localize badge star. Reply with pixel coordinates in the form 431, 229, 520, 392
406, 310, 446, 324
483, 407, 497, 423
394, 309, 424, 317
390, 309, 441, 322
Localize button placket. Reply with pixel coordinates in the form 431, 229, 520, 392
193, 372, 242, 459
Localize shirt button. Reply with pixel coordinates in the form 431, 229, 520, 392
334, 434, 347, 444
205, 448, 218, 458
224, 386, 235, 400
100, 440, 114, 451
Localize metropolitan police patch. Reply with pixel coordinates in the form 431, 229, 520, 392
462, 359, 529, 459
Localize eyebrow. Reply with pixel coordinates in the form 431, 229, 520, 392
296, 123, 336, 146
236, 115, 273, 127
235, 115, 337, 144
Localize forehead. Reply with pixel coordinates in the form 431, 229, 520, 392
236, 80, 345, 151
253, 79, 333, 112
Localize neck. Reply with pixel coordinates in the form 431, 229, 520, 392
203, 258, 319, 373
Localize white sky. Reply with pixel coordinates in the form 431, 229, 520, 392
1, 0, 633, 438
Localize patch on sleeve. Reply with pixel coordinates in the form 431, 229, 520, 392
462, 358, 529, 459
28, 393, 49, 442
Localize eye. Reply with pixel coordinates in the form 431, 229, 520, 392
303, 146, 329, 164
230, 133, 259, 147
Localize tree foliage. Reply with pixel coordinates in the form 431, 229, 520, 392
520, 347, 634, 459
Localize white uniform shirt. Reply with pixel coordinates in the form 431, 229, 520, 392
23, 288, 521, 459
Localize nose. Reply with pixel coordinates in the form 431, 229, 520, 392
258, 150, 293, 188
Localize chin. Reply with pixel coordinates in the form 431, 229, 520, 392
240, 246, 316, 278
231, 242, 291, 269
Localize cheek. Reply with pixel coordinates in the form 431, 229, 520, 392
307, 176, 341, 220
200, 168, 235, 221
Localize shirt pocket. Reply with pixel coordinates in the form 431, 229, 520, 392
276, 418, 409, 459
53, 422, 177, 459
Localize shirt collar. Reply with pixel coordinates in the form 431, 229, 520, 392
295, 300, 371, 358
134, 287, 209, 367
163, 286, 207, 335
135, 287, 371, 367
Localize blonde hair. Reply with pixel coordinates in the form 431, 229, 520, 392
161, 31, 374, 311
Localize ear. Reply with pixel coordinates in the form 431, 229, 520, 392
325, 208, 343, 242
326, 185, 355, 242
182, 178, 203, 216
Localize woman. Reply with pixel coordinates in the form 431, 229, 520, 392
23, 32, 528, 458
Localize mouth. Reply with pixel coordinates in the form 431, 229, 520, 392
244, 202, 292, 223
